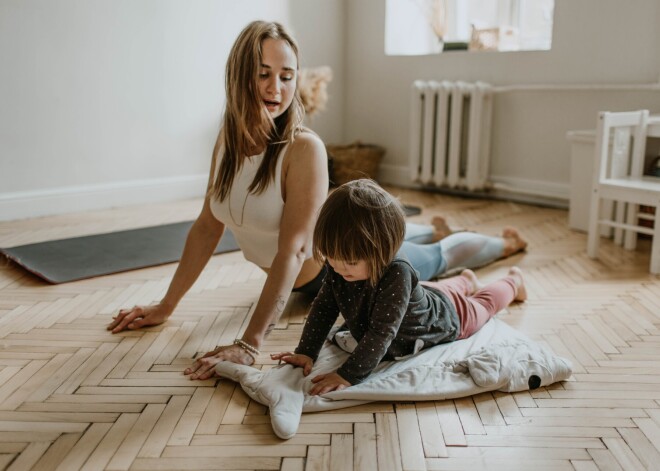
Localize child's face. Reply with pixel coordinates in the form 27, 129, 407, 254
327, 258, 370, 281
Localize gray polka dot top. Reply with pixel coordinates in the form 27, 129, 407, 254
295, 258, 459, 385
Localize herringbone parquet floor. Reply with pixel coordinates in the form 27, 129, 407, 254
1, 188, 659, 471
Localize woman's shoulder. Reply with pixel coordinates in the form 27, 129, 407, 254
282, 129, 327, 180
287, 128, 326, 158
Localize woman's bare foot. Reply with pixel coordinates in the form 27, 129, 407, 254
502, 227, 528, 257
507, 267, 527, 302
432, 216, 453, 241
459, 269, 484, 295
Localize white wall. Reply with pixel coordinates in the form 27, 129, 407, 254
0, 0, 345, 221
344, 0, 660, 203
4, 0, 659, 221
289, 0, 345, 145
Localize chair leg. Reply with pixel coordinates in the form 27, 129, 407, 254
601, 200, 614, 238
587, 189, 602, 259
624, 203, 638, 250
614, 201, 625, 246
651, 202, 660, 275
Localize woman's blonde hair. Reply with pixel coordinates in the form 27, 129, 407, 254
209, 21, 305, 201
313, 179, 406, 286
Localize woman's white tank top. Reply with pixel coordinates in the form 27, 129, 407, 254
209, 146, 288, 268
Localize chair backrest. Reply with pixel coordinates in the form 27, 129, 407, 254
593, 110, 649, 185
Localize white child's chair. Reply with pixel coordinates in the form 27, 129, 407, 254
586, 110, 660, 274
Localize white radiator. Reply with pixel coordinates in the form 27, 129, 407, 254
409, 81, 494, 191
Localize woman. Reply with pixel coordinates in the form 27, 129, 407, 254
108, 21, 527, 380
109, 21, 327, 374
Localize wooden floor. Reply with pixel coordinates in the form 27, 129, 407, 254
1, 188, 659, 471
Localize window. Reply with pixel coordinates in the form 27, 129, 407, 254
385, 0, 554, 55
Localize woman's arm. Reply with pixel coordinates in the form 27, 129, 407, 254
109, 143, 225, 334
108, 197, 225, 333
244, 133, 328, 343
185, 132, 328, 379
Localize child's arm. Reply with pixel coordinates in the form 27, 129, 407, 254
271, 352, 314, 376
336, 262, 415, 385
292, 277, 341, 362
309, 372, 351, 395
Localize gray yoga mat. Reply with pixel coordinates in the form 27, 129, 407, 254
403, 205, 421, 217
0, 222, 240, 284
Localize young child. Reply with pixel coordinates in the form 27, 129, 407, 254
271, 179, 527, 395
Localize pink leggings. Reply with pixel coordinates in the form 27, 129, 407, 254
421, 276, 517, 339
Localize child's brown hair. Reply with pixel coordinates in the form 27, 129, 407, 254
313, 179, 406, 285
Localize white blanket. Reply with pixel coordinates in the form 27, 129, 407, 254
215, 319, 572, 439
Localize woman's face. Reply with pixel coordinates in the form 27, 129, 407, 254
258, 38, 297, 119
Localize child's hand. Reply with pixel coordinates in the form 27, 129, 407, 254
310, 372, 351, 395
270, 352, 314, 376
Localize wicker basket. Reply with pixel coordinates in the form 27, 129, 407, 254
326, 142, 385, 185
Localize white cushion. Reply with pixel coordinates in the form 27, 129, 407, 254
215, 319, 572, 439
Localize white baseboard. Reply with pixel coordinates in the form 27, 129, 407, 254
488, 175, 570, 202
0, 175, 208, 222
378, 164, 570, 207
378, 164, 419, 189
3, 167, 570, 222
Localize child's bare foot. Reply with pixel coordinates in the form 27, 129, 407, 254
502, 227, 528, 257
507, 267, 527, 302
460, 269, 484, 294
431, 216, 453, 241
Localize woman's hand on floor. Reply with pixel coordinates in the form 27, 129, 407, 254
107, 303, 173, 333
271, 352, 314, 376
310, 372, 351, 395
184, 344, 254, 380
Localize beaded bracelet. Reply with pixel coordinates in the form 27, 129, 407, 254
233, 339, 260, 360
